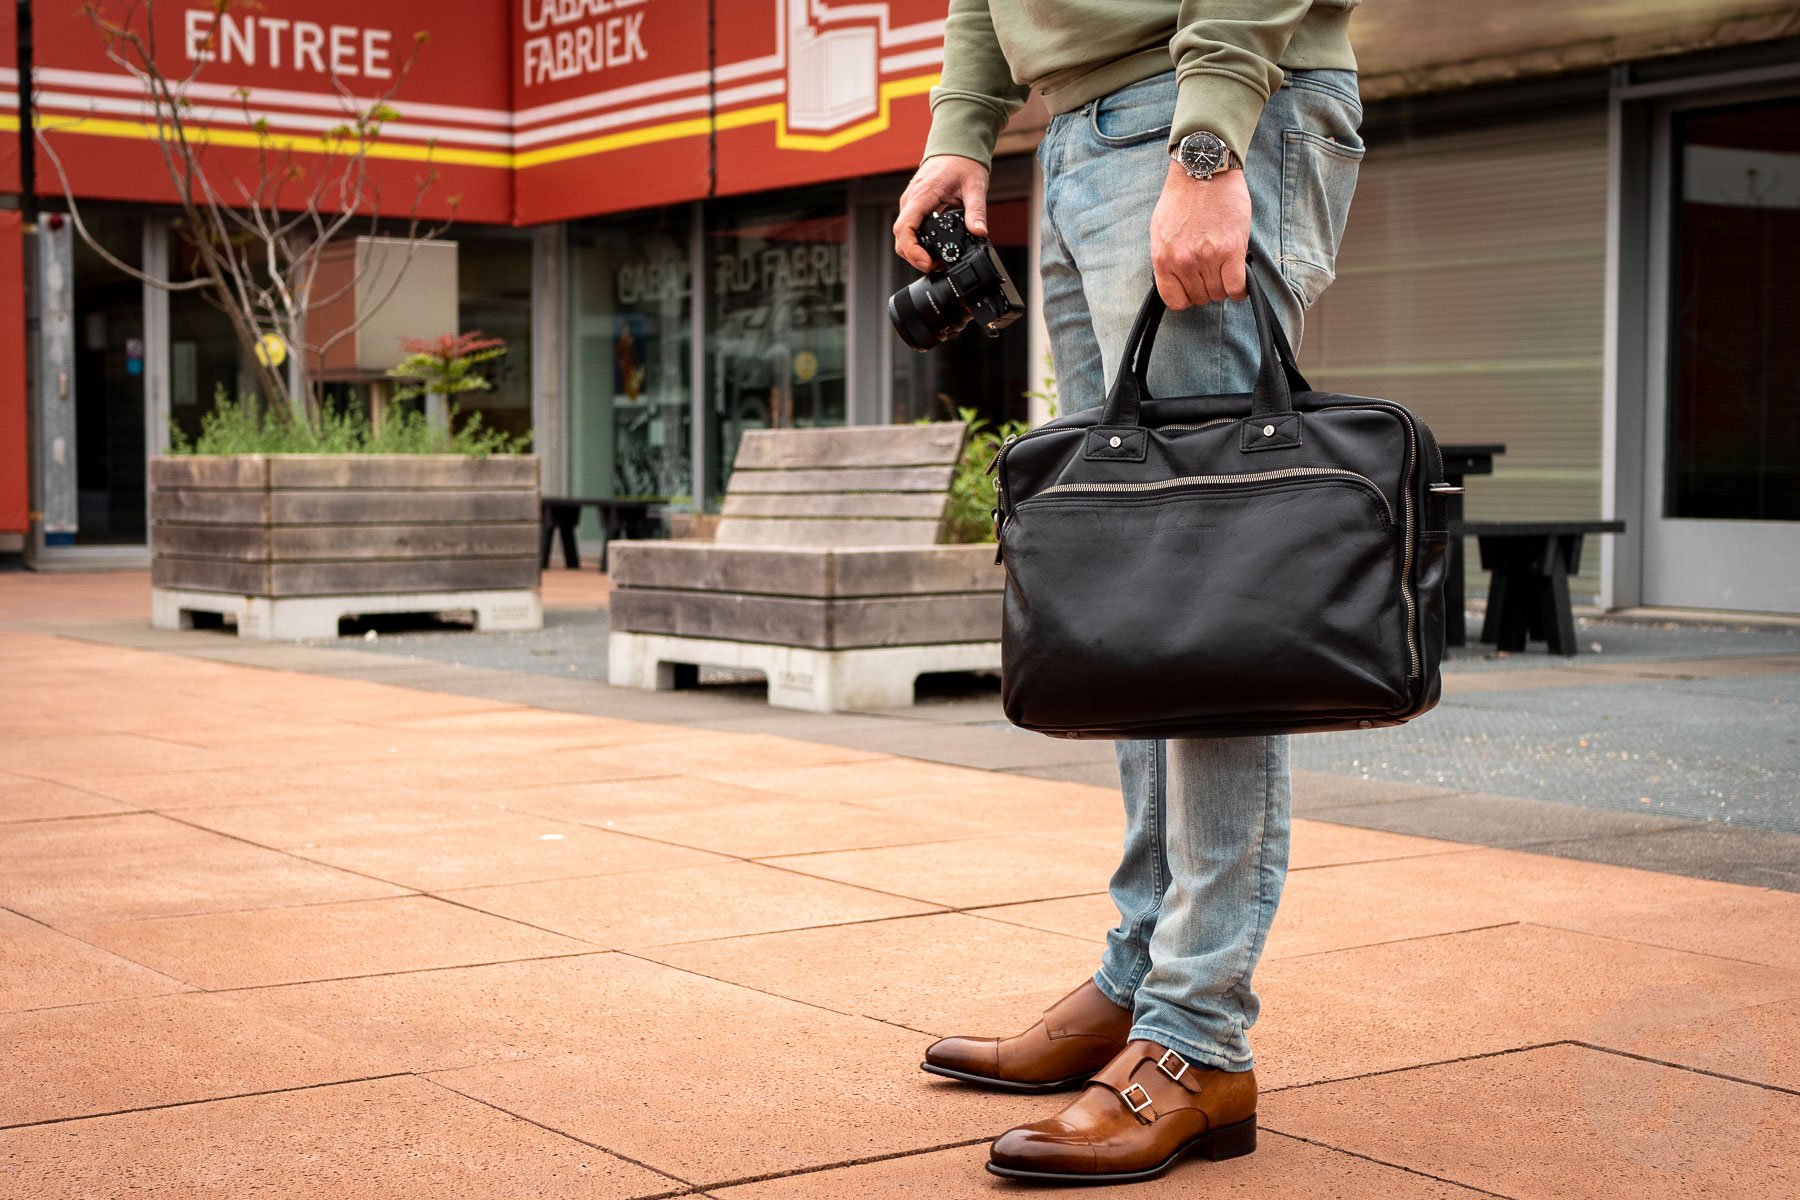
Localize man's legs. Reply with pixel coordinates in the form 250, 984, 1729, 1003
1038, 67, 1363, 1071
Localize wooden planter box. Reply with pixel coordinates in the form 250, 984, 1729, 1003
150, 454, 542, 639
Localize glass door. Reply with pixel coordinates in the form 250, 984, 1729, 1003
1643, 91, 1800, 614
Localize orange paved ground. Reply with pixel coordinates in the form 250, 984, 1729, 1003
0, 574, 1796, 1197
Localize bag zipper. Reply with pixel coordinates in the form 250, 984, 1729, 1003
1022, 467, 1395, 526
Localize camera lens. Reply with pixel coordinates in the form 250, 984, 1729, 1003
888, 273, 969, 352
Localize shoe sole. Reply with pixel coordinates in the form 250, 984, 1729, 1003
918, 1062, 1096, 1094
984, 1115, 1257, 1185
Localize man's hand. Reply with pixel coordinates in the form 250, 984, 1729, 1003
1150, 161, 1252, 309
894, 155, 990, 270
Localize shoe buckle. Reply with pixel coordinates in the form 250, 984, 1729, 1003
1156, 1048, 1190, 1083
1120, 1082, 1155, 1122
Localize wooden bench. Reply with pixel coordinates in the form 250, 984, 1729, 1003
606, 423, 1003, 711
539, 497, 663, 572
1461, 520, 1626, 655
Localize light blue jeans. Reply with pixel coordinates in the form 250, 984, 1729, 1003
1037, 68, 1364, 1072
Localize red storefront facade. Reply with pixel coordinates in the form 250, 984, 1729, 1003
4, 0, 975, 555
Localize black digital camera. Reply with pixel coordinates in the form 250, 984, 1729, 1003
888, 208, 1025, 351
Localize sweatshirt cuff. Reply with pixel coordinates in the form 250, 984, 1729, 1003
1171, 69, 1278, 165
922, 93, 1008, 167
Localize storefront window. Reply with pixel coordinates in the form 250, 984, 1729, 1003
71, 208, 146, 544
456, 233, 534, 444
168, 224, 250, 441
1667, 95, 1800, 521
704, 191, 847, 503
570, 208, 694, 522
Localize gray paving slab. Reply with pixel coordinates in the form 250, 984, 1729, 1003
1292, 678, 1800, 833
1444, 613, 1800, 671
1529, 824, 1800, 891
1303, 790, 1690, 848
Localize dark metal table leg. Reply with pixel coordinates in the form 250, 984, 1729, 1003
1444, 477, 1467, 647
557, 508, 581, 569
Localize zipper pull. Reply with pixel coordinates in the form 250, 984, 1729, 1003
985, 433, 1019, 476
991, 507, 1005, 564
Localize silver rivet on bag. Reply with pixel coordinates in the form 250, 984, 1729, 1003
1263, 424, 1276, 437
1110, 436, 1122, 448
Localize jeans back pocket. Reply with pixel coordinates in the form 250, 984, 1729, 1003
1278, 83, 1365, 308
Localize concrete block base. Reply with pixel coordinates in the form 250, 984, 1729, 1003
607, 631, 1000, 712
152, 587, 542, 641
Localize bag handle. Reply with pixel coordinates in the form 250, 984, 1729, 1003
1100, 263, 1312, 428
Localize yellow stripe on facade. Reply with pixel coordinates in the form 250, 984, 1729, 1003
34, 113, 514, 169
25, 73, 941, 173
510, 114, 715, 169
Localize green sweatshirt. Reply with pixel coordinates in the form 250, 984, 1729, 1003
923, 0, 1358, 167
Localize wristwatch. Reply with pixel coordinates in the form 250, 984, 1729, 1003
1172, 130, 1242, 180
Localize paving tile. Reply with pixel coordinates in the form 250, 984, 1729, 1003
2, 732, 231, 781
0, 1075, 679, 1200
1273, 846, 1800, 971
495, 775, 800, 826
816, 722, 1115, 772
1266, 1044, 1800, 1199
66, 895, 597, 990
0, 779, 135, 823
603, 798, 989, 859
615, 731, 884, 775
0, 812, 409, 923
0, 990, 377, 1125
59, 764, 431, 810
1288, 819, 1471, 871
0, 909, 191, 1012
762, 835, 1123, 910
709, 757, 1053, 805
709, 1132, 1492, 1198
645, 912, 1098, 1036
446, 860, 939, 947
425, 961, 1069, 1184
176, 799, 723, 891
968, 894, 1112, 944
1008, 760, 1122, 788
1252, 924, 1800, 1090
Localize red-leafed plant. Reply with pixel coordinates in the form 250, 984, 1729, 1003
387, 332, 509, 403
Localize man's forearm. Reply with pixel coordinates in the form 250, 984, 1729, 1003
923, 0, 1030, 167
1172, 0, 1315, 161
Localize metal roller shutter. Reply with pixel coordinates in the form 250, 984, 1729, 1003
1297, 111, 1611, 601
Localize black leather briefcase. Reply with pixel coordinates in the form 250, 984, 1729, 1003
993, 276, 1452, 739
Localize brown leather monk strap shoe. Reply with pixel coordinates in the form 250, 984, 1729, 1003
986, 1039, 1256, 1184
921, 980, 1133, 1093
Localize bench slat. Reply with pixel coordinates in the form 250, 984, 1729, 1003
725, 465, 957, 495
608, 542, 1002, 598
720, 492, 947, 520
732, 423, 967, 470
711, 517, 943, 547
611, 587, 1000, 649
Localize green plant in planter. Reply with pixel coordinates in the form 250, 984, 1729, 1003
169, 386, 529, 457
937, 358, 1060, 544
940, 408, 1029, 544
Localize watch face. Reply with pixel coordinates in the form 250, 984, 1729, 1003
1179, 132, 1229, 177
